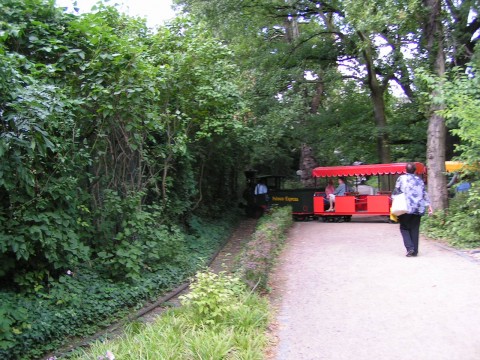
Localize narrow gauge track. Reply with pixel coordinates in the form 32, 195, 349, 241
43, 218, 257, 360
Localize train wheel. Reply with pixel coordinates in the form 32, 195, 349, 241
344, 216, 352, 222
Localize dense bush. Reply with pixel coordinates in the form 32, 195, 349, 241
0, 214, 237, 359
0, 1, 254, 358
422, 183, 480, 248
180, 270, 247, 325
0, 0, 249, 286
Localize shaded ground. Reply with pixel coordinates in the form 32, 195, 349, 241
267, 216, 480, 360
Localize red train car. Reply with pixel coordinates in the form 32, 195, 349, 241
312, 162, 427, 222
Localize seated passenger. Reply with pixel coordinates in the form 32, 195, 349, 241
324, 179, 335, 206
326, 177, 348, 211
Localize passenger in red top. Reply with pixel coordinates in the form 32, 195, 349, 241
326, 177, 347, 211
323, 179, 335, 208
325, 179, 335, 197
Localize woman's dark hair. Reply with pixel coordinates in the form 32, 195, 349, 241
406, 162, 416, 174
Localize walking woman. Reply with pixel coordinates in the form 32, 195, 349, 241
393, 163, 433, 257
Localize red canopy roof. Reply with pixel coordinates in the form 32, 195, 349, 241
312, 162, 426, 178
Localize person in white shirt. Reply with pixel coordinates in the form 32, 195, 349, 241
254, 179, 268, 195
254, 179, 269, 209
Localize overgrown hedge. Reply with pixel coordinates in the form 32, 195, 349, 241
0, 214, 239, 360
237, 206, 294, 290
0, 0, 249, 288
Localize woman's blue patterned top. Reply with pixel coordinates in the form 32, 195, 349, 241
394, 174, 430, 215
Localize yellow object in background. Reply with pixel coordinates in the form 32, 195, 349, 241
390, 211, 398, 222
445, 161, 465, 173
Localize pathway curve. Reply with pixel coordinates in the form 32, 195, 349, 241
267, 217, 480, 360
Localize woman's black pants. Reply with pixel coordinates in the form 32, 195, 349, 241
398, 214, 421, 254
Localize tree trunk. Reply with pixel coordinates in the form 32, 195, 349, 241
310, 79, 324, 114
371, 87, 390, 164
299, 144, 319, 187
284, 11, 320, 186
426, 110, 448, 210
358, 32, 391, 164
424, 0, 448, 211
284, 17, 299, 43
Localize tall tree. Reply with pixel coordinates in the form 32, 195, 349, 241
175, 0, 432, 167
422, 0, 448, 211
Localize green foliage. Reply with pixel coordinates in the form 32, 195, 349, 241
93, 190, 187, 280
184, 213, 238, 258
0, 0, 248, 285
0, 50, 92, 279
0, 213, 235, 359
422, 183, 480, 248
417, 64, 480, 245
177, 0, 426, 174
180, 270, 246, 325
441, 66, 480, 166
0, 299, 30, 352
309, 81, 380, 165
1, 4, 247, 354
388, 100, 428, 162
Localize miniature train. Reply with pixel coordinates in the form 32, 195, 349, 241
243, 163, 427, 222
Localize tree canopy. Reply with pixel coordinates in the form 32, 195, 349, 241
175, 0, 480, 204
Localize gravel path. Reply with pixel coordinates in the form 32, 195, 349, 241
267, 217, 480, 360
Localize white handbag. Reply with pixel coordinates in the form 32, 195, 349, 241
391, 193, 408, 216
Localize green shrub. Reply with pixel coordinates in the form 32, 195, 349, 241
422, 182, 480, 248
180, 270, 246, 325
